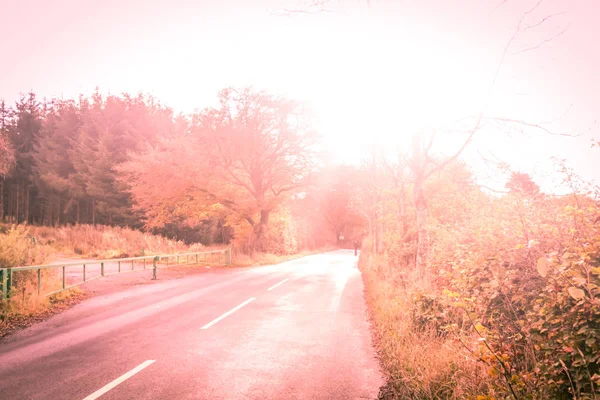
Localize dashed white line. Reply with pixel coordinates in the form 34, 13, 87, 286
200, 298, 255, 330
267, 278, 289, 291
82, 360, 155, 400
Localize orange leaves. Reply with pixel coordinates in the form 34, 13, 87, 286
536, 257, 550, 278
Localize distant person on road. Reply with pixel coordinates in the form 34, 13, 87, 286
353, 240, 359, 256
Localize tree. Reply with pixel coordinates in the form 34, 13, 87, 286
33, 99, 85, 224
121, 87, 320, 250
301, 164, 366, 245
506, 172, 541, 197
0, 100, 15, 176
6, 92, 44, 223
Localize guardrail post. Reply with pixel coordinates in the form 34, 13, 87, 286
196, 253, 199, 264
83, 264, 86, 282
37, 268, 41, 295
1, 269, 5, 299
152, 256, 158, 280
101, 262, 104, 277
118, 261, 121, 273
1, 268, 10, 299
226, 248, 232, 266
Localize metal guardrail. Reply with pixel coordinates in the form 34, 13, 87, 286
0, 248, 232, 300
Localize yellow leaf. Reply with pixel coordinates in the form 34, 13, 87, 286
537, 257, 550, 278
567, 287, 585, 300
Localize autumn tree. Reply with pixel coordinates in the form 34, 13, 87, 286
121, 87, 319, 250
297, 164, 366, 245
506, 172, 541, 198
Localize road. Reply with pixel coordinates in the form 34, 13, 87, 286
0, 250, 383, 400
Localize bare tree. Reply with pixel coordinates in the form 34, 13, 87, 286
281, 0, 573, 283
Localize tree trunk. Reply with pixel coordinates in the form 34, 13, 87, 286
76, 200, 80, 224
412, 133, 430, 285
56, 194, 60, 226
414, 174, 429, 282
25, 185, 30, 224
376, 201, 384, 254
92, 198, 96, 226
251, 209, 270, 251
16, 181, 20, 224
397, 185, 407, 237
0, 180, 4, 222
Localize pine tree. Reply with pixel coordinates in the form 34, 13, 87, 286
6, 92, 43, 223
33, 99, 84, 224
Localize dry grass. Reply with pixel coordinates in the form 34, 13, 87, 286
359, 251, 490, 400
26, 224, 207, 259
0, 226, 85, 337
231, 246, 336, 267
1, 223, 206, 336
0, 286, 85, 338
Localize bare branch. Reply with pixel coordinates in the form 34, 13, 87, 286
479, 184, 510, 194
494, 0, 511, 11
486, 116, 578, 137
517, 24, 570, 54
522, 10, 568, 32
424, 114, 483, 179
269, 0, 334, 16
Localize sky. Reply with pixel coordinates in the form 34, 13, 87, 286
1, 0, 598, 193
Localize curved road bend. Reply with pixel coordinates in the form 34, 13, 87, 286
0, 250, 383, 400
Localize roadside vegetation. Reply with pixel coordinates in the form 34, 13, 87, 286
24, 224, 206, 259
359, 160, 600, 399
0, 225, 83, 337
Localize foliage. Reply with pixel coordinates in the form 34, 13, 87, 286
0, 225, 50, 269
0, 225, 57, 321
0, 87, 325, 254
361, 156, 600, 399
120, 87, 320, 251
359, 248, 490, 399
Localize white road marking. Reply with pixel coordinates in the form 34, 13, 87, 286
267, 278, 289, 291
82, 360, 155, 400
200, 298, 255, 329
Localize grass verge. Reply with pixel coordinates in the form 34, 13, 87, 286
231, 246, 337, 267
0, 288, 85, 338
359, 250, 490, 400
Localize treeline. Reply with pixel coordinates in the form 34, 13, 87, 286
0, 91, 176, 227
0, 89, 366, 250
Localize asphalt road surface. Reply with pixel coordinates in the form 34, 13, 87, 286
0, 250, 383, 400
